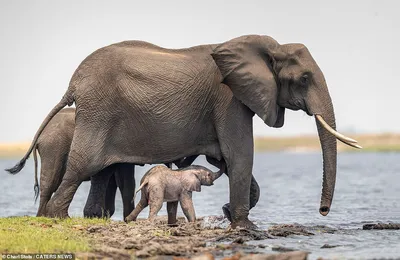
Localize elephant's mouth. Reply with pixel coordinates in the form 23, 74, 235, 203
288, 99, 312, 116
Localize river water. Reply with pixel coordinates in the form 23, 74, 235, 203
1, 152, 399, 259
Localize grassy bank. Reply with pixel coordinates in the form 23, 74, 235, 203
0, 217, 108, 253
254, 133, 400, 152
1, 133, 399, 158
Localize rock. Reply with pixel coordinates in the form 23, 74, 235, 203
268, 224, 314, 237
232, 236, 245, 244
272, 245, 296, 252
320, 244, 339, 249
363, 223, 400, 230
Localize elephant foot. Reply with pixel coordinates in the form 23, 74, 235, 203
231, 218, 258, 230
168, 223, 179, 227
222, 203, 232, 222
84, 205, 109, 218
45, 203, 69, 218
125, 216, 136, 223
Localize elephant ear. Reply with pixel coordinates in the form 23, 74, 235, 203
181, 172, 201, 192
211, 35, 285, 128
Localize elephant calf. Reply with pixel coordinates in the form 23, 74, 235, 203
125, 165, 223, 225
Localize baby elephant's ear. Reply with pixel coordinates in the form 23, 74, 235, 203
181, 172, 201, 192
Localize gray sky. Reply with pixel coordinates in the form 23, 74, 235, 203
0, 0, 399, 142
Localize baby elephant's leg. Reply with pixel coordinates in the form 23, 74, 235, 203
125, 191, 148, 222
179, 192, 196, 222
167, 201, 179, 226
148, 187, 164, 221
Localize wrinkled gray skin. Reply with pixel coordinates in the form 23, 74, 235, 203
125, 165, 223, 224
29, 107, 135, 218
8, 35, 340, 229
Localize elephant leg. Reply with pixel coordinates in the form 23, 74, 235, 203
37, 153, 67, 217
216, 106, 256, 229
83, 164, 116, 218
148, 188, 164, 221
45, 142, 105, 218
125, 191, 148, 222
115, 163, 136, 219
104, 173, 117, 218
222, 175, 260, 222
167, 201, 179, 226
179, 192, 196, 222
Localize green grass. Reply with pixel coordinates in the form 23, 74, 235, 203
0, 216, 109, 253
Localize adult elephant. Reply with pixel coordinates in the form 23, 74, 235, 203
7, 35, 360, 228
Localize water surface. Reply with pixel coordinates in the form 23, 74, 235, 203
1, 152, 399, 259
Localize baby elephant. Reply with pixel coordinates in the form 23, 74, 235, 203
125, 165, 223, 225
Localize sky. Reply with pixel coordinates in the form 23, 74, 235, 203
0, 0, 399, 142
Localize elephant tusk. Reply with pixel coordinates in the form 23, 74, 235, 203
315, 114, 362, 149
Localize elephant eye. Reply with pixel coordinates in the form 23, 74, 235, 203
300, 74, 309, 85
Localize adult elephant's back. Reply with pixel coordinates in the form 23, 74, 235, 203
70, 41, 224, 167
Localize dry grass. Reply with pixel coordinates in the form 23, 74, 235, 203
1, 133, 399, 158
254, 133, 400, 152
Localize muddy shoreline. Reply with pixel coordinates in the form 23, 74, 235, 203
74, 216, 399, 259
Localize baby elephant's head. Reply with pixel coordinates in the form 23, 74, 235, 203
192, 165, 223, 186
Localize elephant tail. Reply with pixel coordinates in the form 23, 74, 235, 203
33, 144, 39, 203
5, 91, 74, 174
132, 180, 148, 204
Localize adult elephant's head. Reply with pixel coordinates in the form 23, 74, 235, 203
211, 35, 361, 216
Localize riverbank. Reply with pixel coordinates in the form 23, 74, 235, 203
1, 133, 399, 158
0, 216, 310, 259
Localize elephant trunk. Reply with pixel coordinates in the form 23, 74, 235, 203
211, 169, 224, 182
315, 100, 337, 216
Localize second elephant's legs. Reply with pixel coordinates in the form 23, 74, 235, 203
83, 165, 116, 218
115, 163, 136, 219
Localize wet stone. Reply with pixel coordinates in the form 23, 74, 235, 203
363, 223, 400, 230
268, 224, 314, 237
320, 244, 339, 249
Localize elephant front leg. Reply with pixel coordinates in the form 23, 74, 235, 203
226, 157, 257, 229
167, 201, 179, 226
216, 104, 256, 229
179, 192, 196, 222
222, 175, 260, 222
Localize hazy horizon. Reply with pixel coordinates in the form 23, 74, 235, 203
1, 1, 399, 142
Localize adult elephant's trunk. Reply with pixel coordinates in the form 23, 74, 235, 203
315, 99, 337, 216
307, 73, 361, 215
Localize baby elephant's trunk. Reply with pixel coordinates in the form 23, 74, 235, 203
212, 169, 223, 182
211, 162, 225, 182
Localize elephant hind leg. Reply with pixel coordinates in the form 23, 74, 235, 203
125, 191, 148, 222
45, 142, 107, 217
